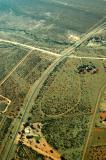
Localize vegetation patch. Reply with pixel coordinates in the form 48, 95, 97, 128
0, 42, 28, 81
16, 51, 55, 85
32, 58, 80, 116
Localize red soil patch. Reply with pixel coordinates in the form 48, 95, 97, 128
100, 112, 106, 119
94, 127, 106, 131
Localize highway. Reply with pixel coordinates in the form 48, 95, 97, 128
0, 19, 106, 160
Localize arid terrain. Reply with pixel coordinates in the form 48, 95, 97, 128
0, 0, 106, 160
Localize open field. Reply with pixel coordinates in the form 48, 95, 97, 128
15, 57, 106, 159
31, 58, 80, 117
0, 42, 29, 82
15, 50, 55, 85
41, 59, 106, 160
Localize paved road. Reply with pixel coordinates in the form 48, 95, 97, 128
1, 20, 106, 160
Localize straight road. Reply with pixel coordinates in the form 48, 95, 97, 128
0, 39, 60, 57
0, 49, 34, 86
69, 55, 106, 60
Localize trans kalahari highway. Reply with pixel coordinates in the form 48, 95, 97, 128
0, 17, 106, 160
